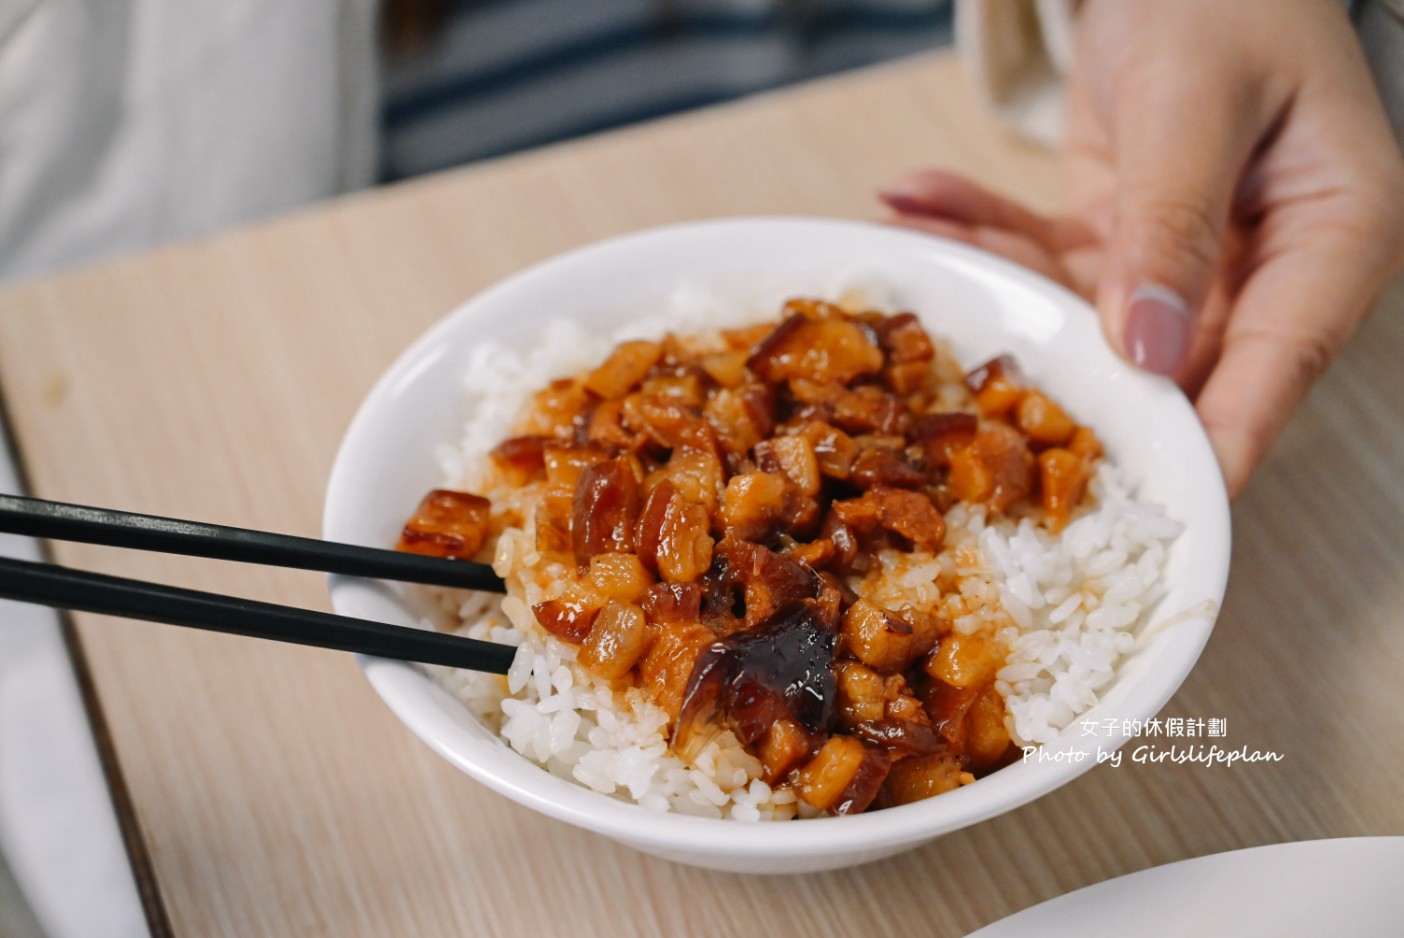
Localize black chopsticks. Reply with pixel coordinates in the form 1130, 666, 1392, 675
0, 556, 516, 672
0, 494, 513, 674
0, 494, 503, 591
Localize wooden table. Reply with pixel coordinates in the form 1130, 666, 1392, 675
2, 52, 1402, 937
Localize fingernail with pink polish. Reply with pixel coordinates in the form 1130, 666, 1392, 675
878, 191, 932, 216
1123, 284, 1191, 375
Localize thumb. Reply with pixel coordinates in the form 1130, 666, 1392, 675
1097, 73, 1265, 377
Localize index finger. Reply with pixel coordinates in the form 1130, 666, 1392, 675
1194, 218, 1403, 497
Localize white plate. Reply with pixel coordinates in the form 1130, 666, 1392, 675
969, 838, 1404, 937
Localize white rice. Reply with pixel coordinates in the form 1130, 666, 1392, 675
425, 290, 1181, 818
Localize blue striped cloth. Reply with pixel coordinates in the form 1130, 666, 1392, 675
382, 0, 954, 179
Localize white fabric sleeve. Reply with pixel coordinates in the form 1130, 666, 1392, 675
0, 0, 379, 285
958, 0, 1404, 151
955, 0, 1077, 149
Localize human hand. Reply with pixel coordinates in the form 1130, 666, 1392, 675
883, 0, 1404, 497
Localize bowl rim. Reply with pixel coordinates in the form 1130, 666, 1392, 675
326, 215, 1231, 859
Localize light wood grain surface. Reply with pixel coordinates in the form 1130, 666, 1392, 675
1, 52, 1402, 937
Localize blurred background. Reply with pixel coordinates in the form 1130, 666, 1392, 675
1, 0, 953, 288
380, 0, 953, 178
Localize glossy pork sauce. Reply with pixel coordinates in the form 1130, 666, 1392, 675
399, 299, 1101, 814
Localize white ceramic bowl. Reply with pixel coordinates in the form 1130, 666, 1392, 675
324, 217, 1230, 874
